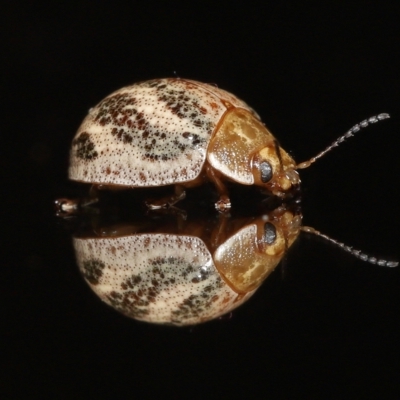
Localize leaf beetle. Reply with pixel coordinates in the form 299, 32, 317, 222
66, 77, 391, 212
68, 78, 300, 211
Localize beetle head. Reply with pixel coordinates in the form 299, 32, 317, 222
214, 206, 302, 293
251, 143, 300, 197
256, 206, 302, 256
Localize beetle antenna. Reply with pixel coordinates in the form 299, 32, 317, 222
301, 226, 398, 267
296, 113, 390, 169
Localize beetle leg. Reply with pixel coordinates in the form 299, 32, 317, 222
80, 184, 100, 207
210, 212, 230, 249
145, 185, 186, 210
87, 185, 100, 204
55, 185, 99, 216
54, 198, 80, 216
205, 164, 231, 212
54, 196, 99, 216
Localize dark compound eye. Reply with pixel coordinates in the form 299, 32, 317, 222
260, 161, 273, 183
263, 222, 276, 244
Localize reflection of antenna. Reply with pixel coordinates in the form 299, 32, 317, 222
292, 113, 397, 267
301, 226, 398, 267
296, 113, 390, 169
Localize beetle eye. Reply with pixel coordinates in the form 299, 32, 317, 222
260, 161, 273, 183
263, 222, 276, 244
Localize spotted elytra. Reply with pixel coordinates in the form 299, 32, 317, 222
67, 78, 390, 212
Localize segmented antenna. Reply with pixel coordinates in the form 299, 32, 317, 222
296, 113, 390, 169
301, 226, 398, 267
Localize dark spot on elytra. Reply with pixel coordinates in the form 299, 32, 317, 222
91, 80, 214, 164
170, 283, 218, 323
121, 275, 142, 290
72, 132, 98, 161
106, 290, 150, 318
170, 276, 224, 323
81, 259, 105, 285
105, 272, 164, 319
95, 93, 137, 126
193, 119, 203, 128
111, 127, 132, 144
139, 172, 146, 182
152, 267, 165, 278
154, 84, 212, 131
181, 265, 194, 278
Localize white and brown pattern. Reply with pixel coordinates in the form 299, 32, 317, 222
69, 78, 256, 187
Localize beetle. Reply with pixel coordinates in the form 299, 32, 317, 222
68, 78, 302, 212
66, 78, 391, 212
73, 207, 302, 325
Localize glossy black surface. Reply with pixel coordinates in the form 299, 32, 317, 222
3, 2, 400, 398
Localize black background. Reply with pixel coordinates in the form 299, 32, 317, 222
2, 1, 400, 398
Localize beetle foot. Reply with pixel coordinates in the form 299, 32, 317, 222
145, 200, 166, 210
55, 198, 79, 216
215, 196, 231, 213
55, 197, 99, 217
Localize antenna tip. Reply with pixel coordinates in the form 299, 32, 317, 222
386, 261, 398, 268
377, 113, 390, 120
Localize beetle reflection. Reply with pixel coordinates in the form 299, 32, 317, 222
73, 207, 301, 326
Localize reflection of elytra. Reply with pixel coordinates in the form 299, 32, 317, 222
73, 207, 301, 326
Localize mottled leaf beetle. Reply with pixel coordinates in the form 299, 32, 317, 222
65, 78, 391, 213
